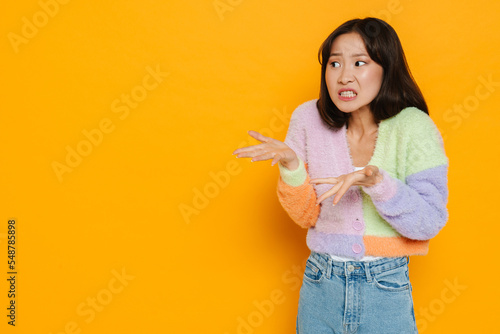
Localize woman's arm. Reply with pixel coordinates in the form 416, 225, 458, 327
232, 102, 322, 229
276, 104, 322, 228
361, 111, 449, 240
277, 159, 320, 228
361, 165, 448, 240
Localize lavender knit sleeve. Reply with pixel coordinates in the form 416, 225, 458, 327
362, 165, 448, 240
283, 103, 308, 163
276, 101, 320, 228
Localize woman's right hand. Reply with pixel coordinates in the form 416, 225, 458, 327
232, 131, 300, 170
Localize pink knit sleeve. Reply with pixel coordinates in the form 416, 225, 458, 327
277, 163, 320, 228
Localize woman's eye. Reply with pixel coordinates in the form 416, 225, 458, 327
330, 61, 340, 68
355, 61, 366, 66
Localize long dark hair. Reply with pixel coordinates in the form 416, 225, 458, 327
317, 17, 428, 128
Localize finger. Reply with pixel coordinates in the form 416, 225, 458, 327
316, 181, 344, 205
233, 145, 268, 157
332, 180, 353, 206
250, 151, 278, 163
316, 188, 336, 205
233, 143, 263, 154
310, 177, 338, 184
360, 166, 374, 177
248, 130, 273, 144
364, 165, 379, 176
270, 152, 281, 166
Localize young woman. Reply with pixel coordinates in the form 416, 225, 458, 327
233, 17, 448, 333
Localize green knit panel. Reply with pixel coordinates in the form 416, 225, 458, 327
362, 191, 400, 236
362, 107, 448, 237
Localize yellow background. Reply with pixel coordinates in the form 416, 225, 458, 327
1, 0, 499, 333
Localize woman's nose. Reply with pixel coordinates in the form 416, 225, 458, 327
338, 66, 354, 84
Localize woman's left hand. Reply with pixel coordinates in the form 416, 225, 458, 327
310, 165, 383, 206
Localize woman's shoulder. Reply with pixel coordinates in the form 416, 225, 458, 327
390, 107, 436, 129
387, 107, 447, 166
383, 107, 441, 139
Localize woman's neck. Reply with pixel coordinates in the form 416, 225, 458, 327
346, 109, 378, 138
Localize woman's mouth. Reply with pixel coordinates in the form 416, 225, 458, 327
338, 90, 357, 101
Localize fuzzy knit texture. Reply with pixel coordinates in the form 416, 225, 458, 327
277, 99, 449, 260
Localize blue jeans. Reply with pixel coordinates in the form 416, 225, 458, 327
297, 252, 418, 333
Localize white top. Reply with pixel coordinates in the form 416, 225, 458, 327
329, 166, 383, 262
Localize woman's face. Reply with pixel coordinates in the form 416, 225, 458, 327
325, 32, 384, 114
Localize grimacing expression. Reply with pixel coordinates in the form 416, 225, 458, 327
326, 32, 384, 114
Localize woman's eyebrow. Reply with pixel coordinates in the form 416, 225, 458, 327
329, 52, 368, 57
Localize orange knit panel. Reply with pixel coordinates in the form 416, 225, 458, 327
277, 164, 320, 228
364, 235, 430, 257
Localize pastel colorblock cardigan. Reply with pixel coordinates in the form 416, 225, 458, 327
277, 100, 449, 260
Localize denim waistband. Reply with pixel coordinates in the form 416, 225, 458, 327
308, 251, 409, 280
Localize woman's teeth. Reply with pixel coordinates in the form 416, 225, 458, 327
340, 91, 357, 98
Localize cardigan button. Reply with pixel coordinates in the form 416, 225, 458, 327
350, 191, 360, 202
352, 243, 363, 254
353, 220, 364, 231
